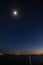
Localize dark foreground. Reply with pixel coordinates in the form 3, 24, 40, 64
0, 54, 43, 65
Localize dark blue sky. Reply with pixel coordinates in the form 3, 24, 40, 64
0, 0, 43, 53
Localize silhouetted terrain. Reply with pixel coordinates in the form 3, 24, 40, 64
0, 54, 43, 65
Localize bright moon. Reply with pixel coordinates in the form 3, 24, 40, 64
13, 11, 18, 15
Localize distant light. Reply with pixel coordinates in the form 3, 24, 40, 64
0, 53, 3, 55
13, 11, 18, 15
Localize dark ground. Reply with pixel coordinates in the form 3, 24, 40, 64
0, 54, 43, 65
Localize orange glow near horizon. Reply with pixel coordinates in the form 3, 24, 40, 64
5, 50, 43, 55
30, 50, 43, 55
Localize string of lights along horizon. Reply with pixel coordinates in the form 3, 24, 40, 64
0, 0, 43, 54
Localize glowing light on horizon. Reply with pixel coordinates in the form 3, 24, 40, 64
0, 53, 3, 55
13, 11, 18, 15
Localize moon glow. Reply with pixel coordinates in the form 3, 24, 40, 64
13, 11, 18, 15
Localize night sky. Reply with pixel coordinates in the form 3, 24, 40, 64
0, 0, 43, 54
